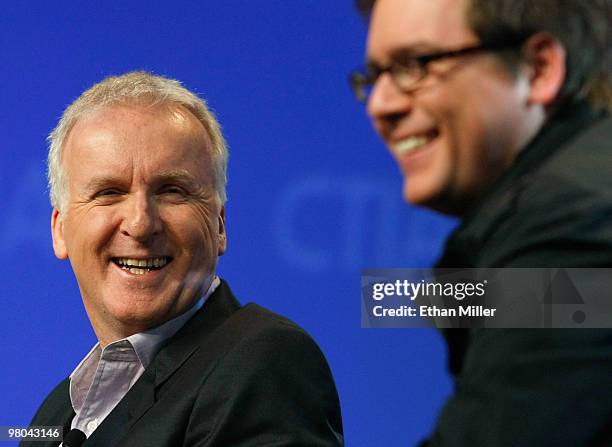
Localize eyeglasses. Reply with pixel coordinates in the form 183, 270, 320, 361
349, 41, 523, 102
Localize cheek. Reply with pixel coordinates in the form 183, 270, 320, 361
63, 209, 117, 257
447, 106, 509, 196
449, 74, 518, 164
437, 94, 487, 161
169, 205, 220, 264
424, 76, 488, 142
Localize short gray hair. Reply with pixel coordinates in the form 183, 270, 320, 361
48, 71, 228, 211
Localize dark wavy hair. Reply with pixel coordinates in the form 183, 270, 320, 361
356, 0, 612, 110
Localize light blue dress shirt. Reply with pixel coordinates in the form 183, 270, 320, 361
64, 276, 220, 442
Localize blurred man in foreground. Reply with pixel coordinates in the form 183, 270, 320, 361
352, 0, 612, 445
22, 71, 343, 447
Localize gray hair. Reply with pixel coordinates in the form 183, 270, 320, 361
48, 71, 228, 212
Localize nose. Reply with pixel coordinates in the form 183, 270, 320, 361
120, 193, 162, 242
366, 72, 413, 123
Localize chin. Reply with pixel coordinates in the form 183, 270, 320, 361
404, 168, 468, 212
403, 178, 436, 207
106, 298, 166, 326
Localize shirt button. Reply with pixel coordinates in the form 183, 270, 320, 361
87, 420, 98, 432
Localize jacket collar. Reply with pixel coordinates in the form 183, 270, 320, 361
83, 279, 241, 447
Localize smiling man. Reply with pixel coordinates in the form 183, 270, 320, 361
352, 0, 612, 445
22, 72, 343, 447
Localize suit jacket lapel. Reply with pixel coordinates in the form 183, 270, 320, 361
83, 280, 241, 446
153, 280, 241, 388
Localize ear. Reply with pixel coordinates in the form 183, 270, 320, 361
522, 32, 566, 107
217, 206, 227, 256
51, 208, 68, 260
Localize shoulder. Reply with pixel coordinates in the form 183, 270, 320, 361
451, 116, 612, 267
211, 302, 332, 371
183, 304, 344, 445
157, 282, 336, 385
228, 303, 316, 339
527, 114, 612, 202
168, 295, 337, 387
509, 113, 612, 220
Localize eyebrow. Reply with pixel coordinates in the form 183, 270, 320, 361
82, 176, 126, 193
153, 169, 199, 185
367, 42, 447, 65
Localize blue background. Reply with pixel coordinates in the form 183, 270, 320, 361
0, 2, 457, 446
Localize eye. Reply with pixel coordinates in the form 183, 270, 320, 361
96, 189, 122, 197
160, 185, 187, 196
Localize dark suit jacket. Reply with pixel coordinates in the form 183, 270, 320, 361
21, 280, 343, 447
427, 102, 612, 446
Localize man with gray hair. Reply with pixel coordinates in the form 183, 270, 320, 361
351, 0, 612, 445
22, 71, 343, 447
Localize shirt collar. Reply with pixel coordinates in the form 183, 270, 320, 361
70, 275, 220, 377
127, 276, 220, 367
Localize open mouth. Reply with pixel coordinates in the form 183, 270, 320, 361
111, 257, 173, 275
393, 129, 439, 156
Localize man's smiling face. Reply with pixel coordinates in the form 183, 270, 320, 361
51, 103, 226, 345
366, 0, 536, 215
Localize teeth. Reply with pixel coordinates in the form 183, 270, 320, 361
394, 135, 433, 155
114, 257, 169, 271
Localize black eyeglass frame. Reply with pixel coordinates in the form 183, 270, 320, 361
350, 40, 525, 102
